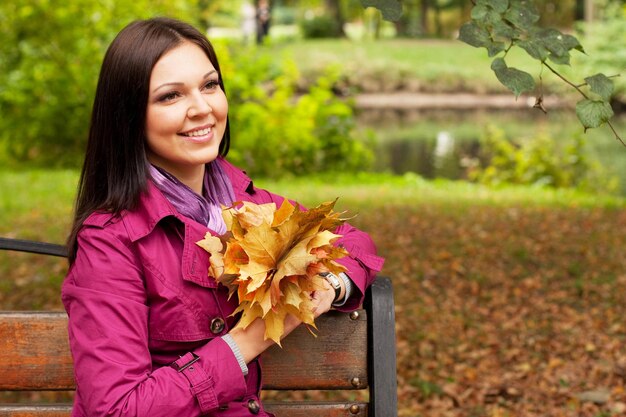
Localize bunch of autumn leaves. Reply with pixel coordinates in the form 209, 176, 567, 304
196, 199, 348, 345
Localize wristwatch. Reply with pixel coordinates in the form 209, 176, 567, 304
319, 272, 342, 303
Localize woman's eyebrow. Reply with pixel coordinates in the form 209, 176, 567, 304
152, 70, 218, 93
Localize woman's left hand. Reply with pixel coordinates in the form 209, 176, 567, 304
310, 279, 335, 318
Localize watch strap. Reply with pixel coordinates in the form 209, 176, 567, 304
319, 272, 342, 303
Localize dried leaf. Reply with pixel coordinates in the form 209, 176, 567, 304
196, 233, 224, 279
196, 199, 349, 344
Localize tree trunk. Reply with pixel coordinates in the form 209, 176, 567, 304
324, 0, 346, 37
574, 0, 584, 20
434, 2, 442, 37
420, 0, 430, 36
584, 0, 594, 23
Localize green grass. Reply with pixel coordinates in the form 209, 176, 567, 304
261, 38, 578, 94
2, 169, 624, 244
0, 170, 78, 243
256, 172, 626, 211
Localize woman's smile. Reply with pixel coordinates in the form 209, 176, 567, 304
179, 124, 214, 142
145, 41, 228, 186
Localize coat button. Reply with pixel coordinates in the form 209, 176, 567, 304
247, 399, 260, 414
210, 317, 225, 334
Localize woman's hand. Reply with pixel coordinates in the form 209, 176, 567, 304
311, 278, 335, 318
229, 280, 337, 363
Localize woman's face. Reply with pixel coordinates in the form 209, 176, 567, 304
145, 41, 228, 180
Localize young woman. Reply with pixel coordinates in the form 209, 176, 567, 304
63, 17, 383, 417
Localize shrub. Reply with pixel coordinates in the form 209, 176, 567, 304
0, 0, 201, 168
469, 125, 618, 194
216, 42, 373, 178
299, 15, 342, 39
0, 5, 369, 177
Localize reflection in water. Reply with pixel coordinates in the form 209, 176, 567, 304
385, 137, 477, 179
356, 107, 626, 193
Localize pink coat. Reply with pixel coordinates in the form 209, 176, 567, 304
62, 158, 384, 416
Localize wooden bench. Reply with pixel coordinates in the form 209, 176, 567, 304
0, 237, 398, 417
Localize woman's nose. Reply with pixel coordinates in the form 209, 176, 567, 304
187, 92, 212, 118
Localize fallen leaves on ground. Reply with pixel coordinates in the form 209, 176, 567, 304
371, 205, 626, 417
3, 204, 626, 417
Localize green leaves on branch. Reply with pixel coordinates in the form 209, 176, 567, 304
359, 0, 402, 22
490, 57, 535, 98
576, 100, 614, 131
459, 0, 622, 145
585, 73, 614, 102
576, 74, 614, 131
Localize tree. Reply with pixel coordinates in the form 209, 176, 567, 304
0, 0, 202, 167
325, 0, 347, 36
360, 0, 624, 145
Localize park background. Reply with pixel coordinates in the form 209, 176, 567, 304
1, 0, 626, 416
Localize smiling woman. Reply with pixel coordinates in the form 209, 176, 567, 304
146, 42, 228, 193
61, 16, 384, 417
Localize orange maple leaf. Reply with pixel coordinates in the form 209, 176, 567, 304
196, 199, 349, 345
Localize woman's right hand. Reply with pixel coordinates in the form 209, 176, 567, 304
228, 285, 334, 363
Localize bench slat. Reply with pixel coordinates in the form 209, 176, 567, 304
262, 309, 368, 389
0, 404, 72, 417
0, 313, 74, 390
0, 402, 367, 417
267, 401, 368, 417
0, 310, 367, 391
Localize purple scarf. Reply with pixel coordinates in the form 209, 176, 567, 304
148, 160, 236, 234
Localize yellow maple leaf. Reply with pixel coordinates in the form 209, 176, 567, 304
196, 199, 350, 344
196, 233, 224, 279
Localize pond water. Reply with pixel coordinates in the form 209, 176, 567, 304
356, 107, 626, 195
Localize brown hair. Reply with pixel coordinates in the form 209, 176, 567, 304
67, 17, 230, 262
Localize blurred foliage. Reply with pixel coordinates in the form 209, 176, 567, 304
574, 1, 626, 102
0, 1, 370, 176
469, 125, 618, 194
273, 5, 299, 25
216, 42, 373, 178
300, 14, 344, 38
0, 0, 201, 168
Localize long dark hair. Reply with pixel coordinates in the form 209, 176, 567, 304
67, 17, 230, 263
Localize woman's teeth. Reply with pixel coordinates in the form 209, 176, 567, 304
182, 127, 211, 137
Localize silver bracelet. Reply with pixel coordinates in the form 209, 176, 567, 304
221, 333, 248, 376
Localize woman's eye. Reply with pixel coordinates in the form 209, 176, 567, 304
203, 80, 220, 91
157, 91, 180, 102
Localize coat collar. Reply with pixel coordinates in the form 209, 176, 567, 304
121, 157, 254, 243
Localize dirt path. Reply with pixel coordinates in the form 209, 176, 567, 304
354, 92, 571, 110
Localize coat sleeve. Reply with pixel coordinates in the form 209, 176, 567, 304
62, 226, 247, 417
242, 183, 385, 311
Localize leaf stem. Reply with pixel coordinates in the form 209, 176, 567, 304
575, 74, 622, 89
542, 64, 624, 146
607, 120, 626, 147
542, 61, 589, 99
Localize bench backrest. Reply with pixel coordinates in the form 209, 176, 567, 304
0, 237, 398, 417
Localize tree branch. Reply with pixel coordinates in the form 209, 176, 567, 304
607, 120, 626, 147
542, 61, 589, 99
542, 64, 624, 146
575, 74, 622, 89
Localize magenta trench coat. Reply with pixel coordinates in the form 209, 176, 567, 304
62, 157, 384, 417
